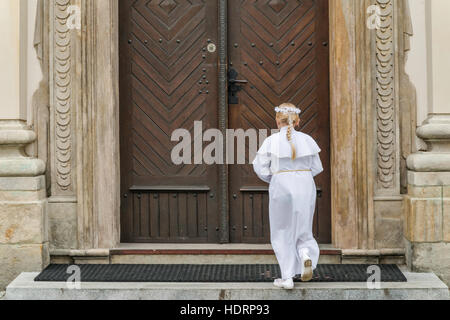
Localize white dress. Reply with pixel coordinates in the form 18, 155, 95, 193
252, 126, 324, 280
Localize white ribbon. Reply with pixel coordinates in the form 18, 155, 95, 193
274, 106, 302, 114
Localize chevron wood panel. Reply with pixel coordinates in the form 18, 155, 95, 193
120, 0, 330, 244
120, 0, 219, 243
129, 192, 210, 242
130, 0, 209, 178
228, 0, 331, 243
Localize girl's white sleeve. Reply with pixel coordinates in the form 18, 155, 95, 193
311, 153, 324, 177
252, 153, 272, 183
252, 138, 273, 183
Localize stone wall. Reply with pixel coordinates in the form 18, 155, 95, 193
35, 0, 415, 253
2, 0, 447, 291
0, 121, 48, 290
404, 0, 450, 286
0, 0, 49, 290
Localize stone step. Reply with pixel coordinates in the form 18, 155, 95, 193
50, 244, 405, 265
5, 271, 449, 300
109, 246, 342, 265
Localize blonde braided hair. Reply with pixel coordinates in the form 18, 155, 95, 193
275, 103, 301, 160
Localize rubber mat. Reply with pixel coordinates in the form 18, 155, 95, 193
34, 264, 407, 282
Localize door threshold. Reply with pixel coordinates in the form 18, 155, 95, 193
111, 243, 341, 256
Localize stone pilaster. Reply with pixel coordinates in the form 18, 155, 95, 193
405, 116, 450, 285
0, 120, 49, 290
46, 0, 120, 251
404, 0, 450, 286
330, 0, 408, 250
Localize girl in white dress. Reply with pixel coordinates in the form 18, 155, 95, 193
252, 103, 324, 290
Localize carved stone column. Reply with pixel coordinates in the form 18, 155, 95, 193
404, 0, 450, 285
0, 0, 49, 290
0, 121, 48, 290
371, 0, 408, 251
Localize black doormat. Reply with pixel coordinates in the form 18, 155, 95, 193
34, 264, 406, 283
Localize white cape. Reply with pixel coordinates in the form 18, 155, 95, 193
257, 128, 321, 159
252, 128, 323, 280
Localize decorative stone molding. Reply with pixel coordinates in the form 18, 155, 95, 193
38, 0, 412, 251
407, 154, 450, 172
0, 121, 45, 177
49, 0, 75, 196
407, 116, 450, 173
375, 0, 401, 194
416, 115, 450, 153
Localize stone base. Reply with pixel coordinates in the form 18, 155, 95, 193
48, 200, 78, 250
403, 169, 450, 287
5, 271, 449, 300
50, 252, 342, 265
46, 244, 343, 265
404, 182, 449, 243
0, 243, 49, 290
47, 244, 409, 265
405, 239, 450, 287
0, 175, 49, 290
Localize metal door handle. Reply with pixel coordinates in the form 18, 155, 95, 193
228, 68, 248, 104
317, 187, 323, 198
229, 79, 248, 84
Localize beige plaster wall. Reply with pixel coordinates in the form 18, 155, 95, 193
26, 0, 42, 126
405, 0, 450, 287
407, 0, 450, 122
0, 0, 41, 122
429, 0, 450, 115
405, 0, 429, 129
0, 0, 21, 119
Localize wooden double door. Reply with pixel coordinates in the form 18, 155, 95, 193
119, 0, 331, 244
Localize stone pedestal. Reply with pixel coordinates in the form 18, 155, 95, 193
405, 115, 450, 286
0, 120, 49, 290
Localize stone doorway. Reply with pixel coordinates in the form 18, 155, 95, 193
118, 0, 331, 244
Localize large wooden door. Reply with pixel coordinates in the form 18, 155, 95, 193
228, 0, 331, 243
120, 0, 330, 244
119, 0, 220, 243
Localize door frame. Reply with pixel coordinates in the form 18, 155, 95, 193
225, 0, 331, 244
217, 0, 229, 243
57, 0, 386, 249
217, 0, 336, 244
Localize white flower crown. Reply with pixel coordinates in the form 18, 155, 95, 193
274, 106, 302, 114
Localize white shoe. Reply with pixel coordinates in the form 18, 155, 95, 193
273, 278, 294, 290
301, 251, 313, 282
